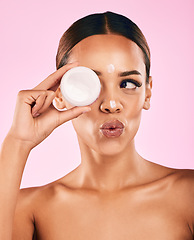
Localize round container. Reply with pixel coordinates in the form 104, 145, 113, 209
60, 66, 101, 106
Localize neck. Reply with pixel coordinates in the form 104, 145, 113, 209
75, 138, 145, 193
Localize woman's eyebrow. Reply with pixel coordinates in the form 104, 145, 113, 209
119, 70, 142, 77
91, 69, 141, 77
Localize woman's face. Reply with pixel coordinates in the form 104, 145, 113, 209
59, 34, 152, 156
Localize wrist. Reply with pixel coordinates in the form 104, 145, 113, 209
4, 132, 33, 153
0, 133, 32, 177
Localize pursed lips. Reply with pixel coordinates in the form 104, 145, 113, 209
100, 119, 124, 130
100, 119, 124, 137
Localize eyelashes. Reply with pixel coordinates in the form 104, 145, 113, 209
120, 79, 142, 90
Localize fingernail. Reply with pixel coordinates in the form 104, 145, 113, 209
33, 112, 40, 117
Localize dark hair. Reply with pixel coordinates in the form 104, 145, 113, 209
56, 11, 150, 84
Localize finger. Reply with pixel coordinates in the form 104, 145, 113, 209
18, 89, 47, 106
33, 62, 79, 91
56, 106, 91, 127
33, 91, 56, 115
31, 91, 48, 116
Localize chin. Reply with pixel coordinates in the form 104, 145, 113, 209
93, 138, 132, 157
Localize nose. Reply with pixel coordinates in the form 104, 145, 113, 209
100, 99, 123, 113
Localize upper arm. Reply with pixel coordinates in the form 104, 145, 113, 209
185, 170, 194, 235
190, 171, 194, 236
12, 188, 37, 240
177, 170, 194, 236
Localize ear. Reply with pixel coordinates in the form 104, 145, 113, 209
54, 87, 67, 110
143, 76, 153, 110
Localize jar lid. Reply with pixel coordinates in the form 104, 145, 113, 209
60, 66, 101, 106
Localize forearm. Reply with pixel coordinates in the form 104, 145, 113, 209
0, 135, 31, 239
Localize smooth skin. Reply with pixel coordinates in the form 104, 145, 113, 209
0, 34, 194, 239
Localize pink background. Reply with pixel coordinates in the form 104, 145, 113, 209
0, 0, 193, 188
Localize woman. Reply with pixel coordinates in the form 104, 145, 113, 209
0, 11, 194, 239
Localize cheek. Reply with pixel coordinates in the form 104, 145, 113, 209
72, 114, 94, 140
123, 92, 145, 136
124, 92, 145, 118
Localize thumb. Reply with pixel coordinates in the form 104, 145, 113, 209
56, 106, 91, 127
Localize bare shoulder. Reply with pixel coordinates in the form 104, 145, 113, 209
146, 159, 194, 186
13, 181, 66, 239
13, 187, 41, 239
174, 168, 194, 195
148, 163, 194, 232
146, 160, 194, 212
155, 165, 194, 197
169, 168, 194, 230
15, 186, 42, 220
170, 168, 194, 193
17, 180, 67, 208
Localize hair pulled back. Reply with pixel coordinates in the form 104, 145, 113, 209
56, 11, 150, 83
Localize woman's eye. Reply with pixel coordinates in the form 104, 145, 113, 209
120, 80, 142, 90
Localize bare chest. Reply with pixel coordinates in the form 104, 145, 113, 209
34, 190, 192, 240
